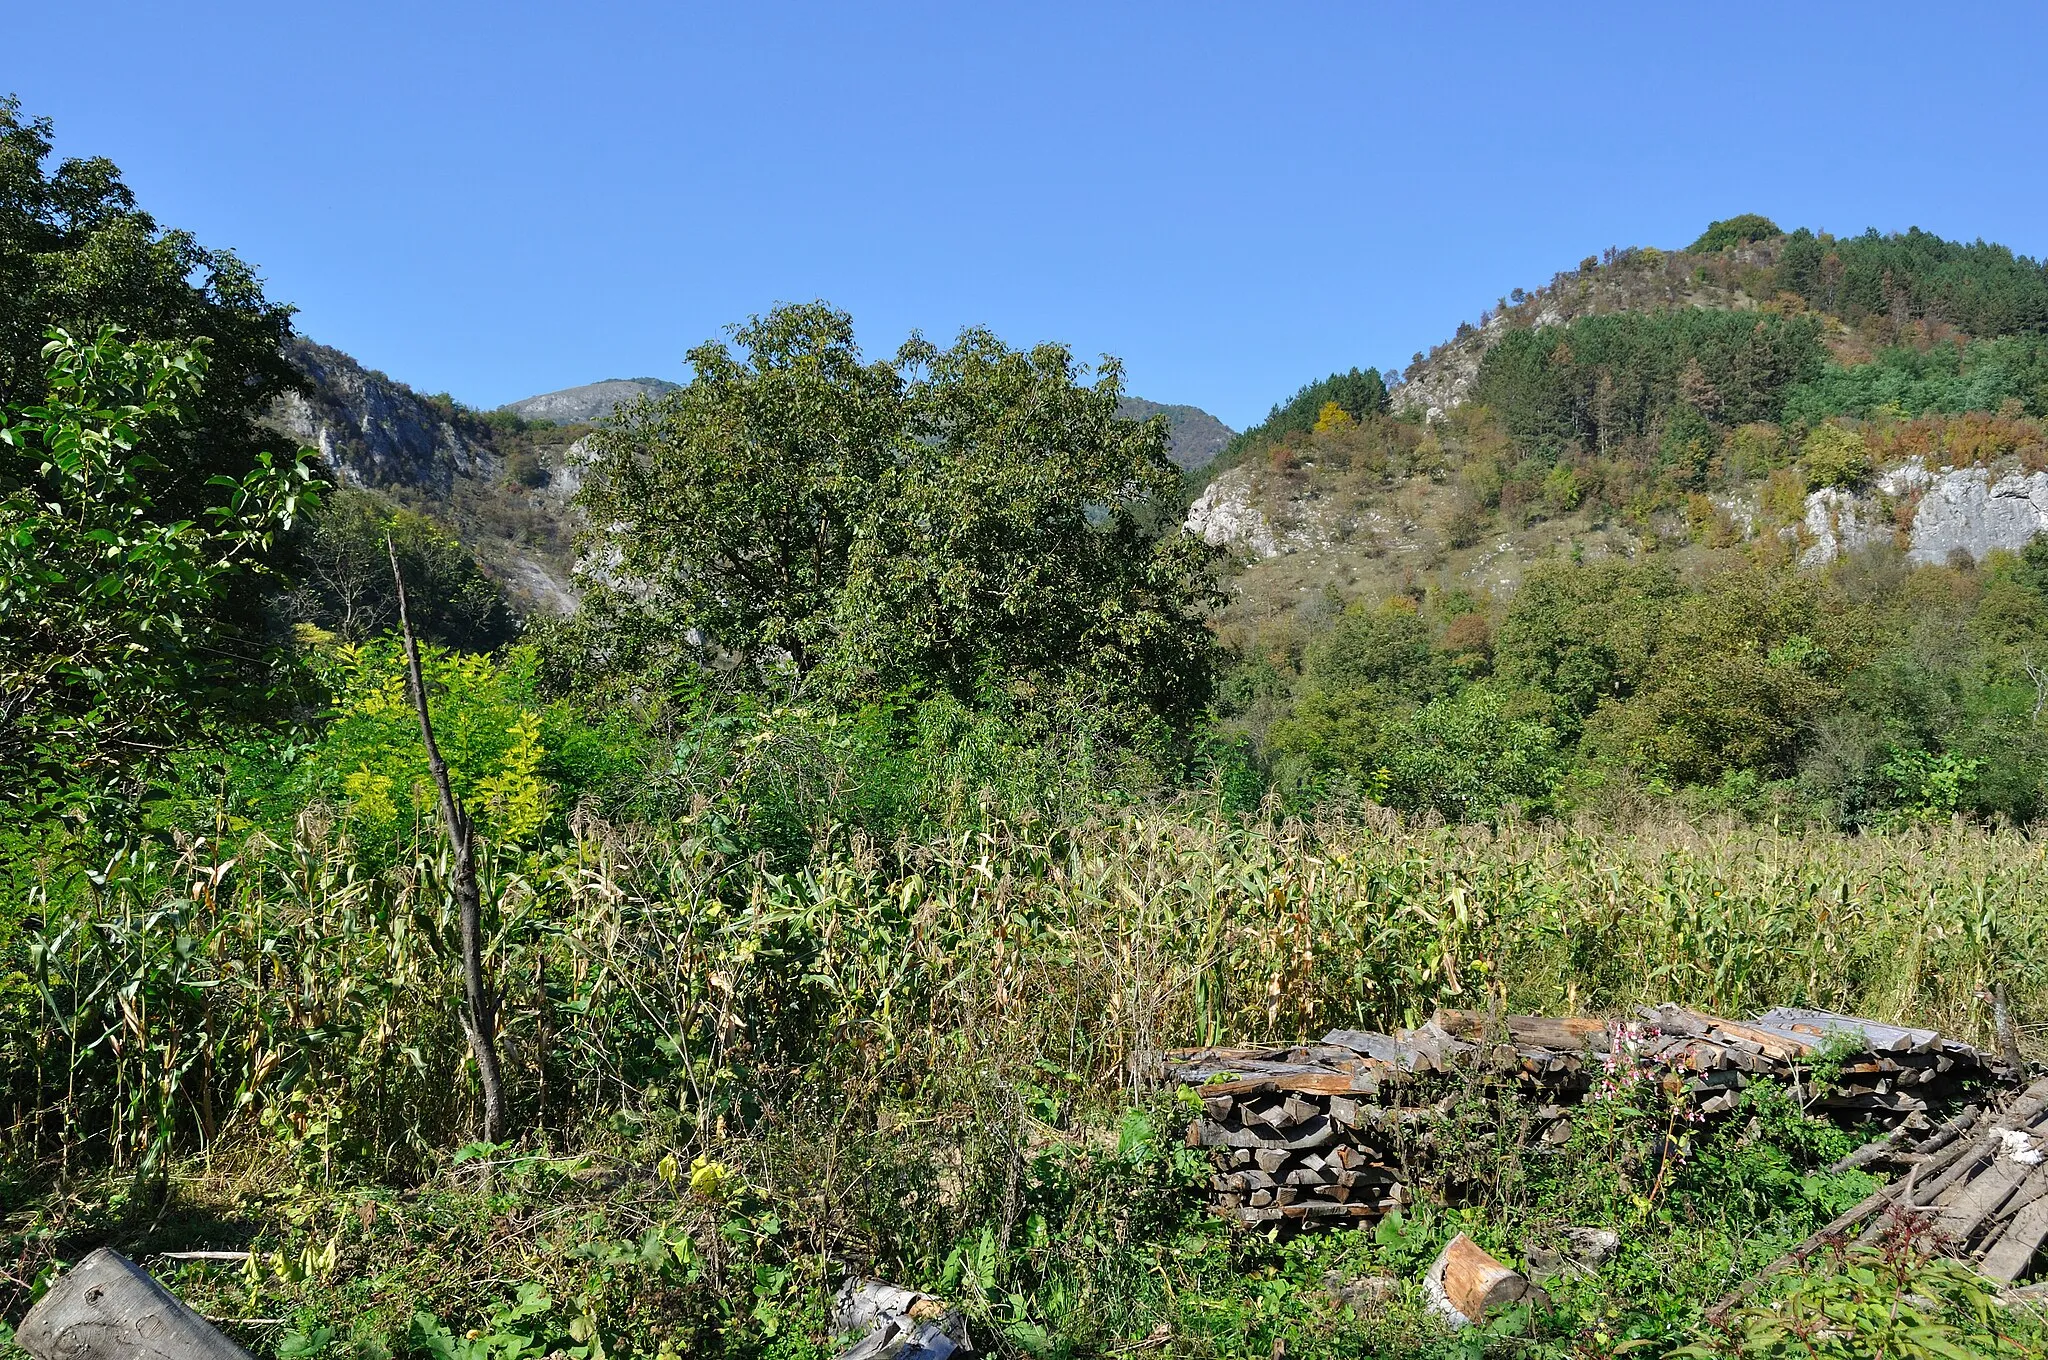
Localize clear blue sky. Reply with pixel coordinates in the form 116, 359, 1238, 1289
12, 2, 2048, 430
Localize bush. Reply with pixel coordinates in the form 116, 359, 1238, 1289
1801, 423, 1873, 489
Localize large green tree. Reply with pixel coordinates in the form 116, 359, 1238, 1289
0, 97, 300, 516
574, 303, 1221, 724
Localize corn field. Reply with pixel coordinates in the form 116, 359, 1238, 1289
7, 805, 2045, 1182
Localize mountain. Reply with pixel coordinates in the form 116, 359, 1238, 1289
1116, 397, 1235, 471
272, 346, 1237, 623
267, 341, 585, 613
1188, 220, 2048, 647
500, 377, 680, 427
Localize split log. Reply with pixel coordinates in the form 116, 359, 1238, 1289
1425, 1233, 1529, 1324
18, 1249, 253, 1360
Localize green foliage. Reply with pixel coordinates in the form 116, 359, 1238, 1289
1219, 366, 1390, 463
1379, 683, 1563, 818
0, 327, 317, 814
1799, 422, 1873, 489
1677, 1213, 2044, 1358
576, 303, 1221, 729
577, 303, 905, 683
1688, 214, 1782, 253
1472, 309, 1825, 460
1783, 334, 2048, 424
0, 97, 300, 520
1304, 601, 1441, 698
301, 642, 560, 859
1879, 746, 1982, 819
285, 487, 515, 649
1777, 225, 2048, 338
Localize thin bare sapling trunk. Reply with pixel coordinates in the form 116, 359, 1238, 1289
387, 536, 509, 1143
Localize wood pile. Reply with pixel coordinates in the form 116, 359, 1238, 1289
1637, 1004, 2007, 1121
1711, 1076, 2048, 1313
1169, 1004, 2014, 1231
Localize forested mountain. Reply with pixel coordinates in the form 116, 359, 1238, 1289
1115, 395, 1235, 469
1198, 214, 2048, 824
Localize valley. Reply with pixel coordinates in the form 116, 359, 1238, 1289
7, 83, 2048, 1360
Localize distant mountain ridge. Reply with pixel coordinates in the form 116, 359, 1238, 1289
1116, 397, 1235, 471
500, 382, 1234, 470
501, 377, 680, 427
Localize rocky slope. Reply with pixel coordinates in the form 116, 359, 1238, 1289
273, 343, 1233, 618
268, 341, 584, 613
500, 377, 679, 427
1386, 240, 1783, 421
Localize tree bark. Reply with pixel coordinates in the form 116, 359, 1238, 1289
18, 1249, 251, 1360
387, 536, 509, 1144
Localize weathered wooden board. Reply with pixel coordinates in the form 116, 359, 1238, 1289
18, 1249, 252, 1360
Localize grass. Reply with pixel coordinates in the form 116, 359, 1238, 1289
4, 804, 2047, 1357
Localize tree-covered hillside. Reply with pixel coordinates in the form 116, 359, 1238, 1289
1199, 216, 2048, 827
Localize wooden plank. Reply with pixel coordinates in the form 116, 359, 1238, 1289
1979, 1187, 2048, 1281
18, 1250, 252, 1360
1909, 1143, 1996, 1207
1434, 1009, 1610, 1051
1322, 1029, 1407, 1063
1193, 1070, 1374, 1098
1933, 1160, 2032, 1241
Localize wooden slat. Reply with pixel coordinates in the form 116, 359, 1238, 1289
1434, 1010, 1610, 1051
1933, 1160, 2032, 1240
1978, 1186, 2048, 1281
1196, 1070, 1375, 1097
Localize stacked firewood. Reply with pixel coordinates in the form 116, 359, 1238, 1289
1169, 1004, 2014, 1230
1635, 1004, 2007, 1121
1182, 1068, 1405, 1226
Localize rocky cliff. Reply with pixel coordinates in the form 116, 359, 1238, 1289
268, 341, 583, 613
273, 340, 504, 494
1798, 459, 2048, 567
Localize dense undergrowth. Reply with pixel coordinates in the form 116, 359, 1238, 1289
7, 748, 2048, 1356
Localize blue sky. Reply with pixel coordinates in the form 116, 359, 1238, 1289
11, 2, 2048, 429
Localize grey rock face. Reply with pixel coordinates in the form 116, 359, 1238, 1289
501, 378, 679, 427
273, 340, 500, 495
1185, 467, 1280, 557
1796, 459, 2048, 567
269, 339, 580, 613
1906, 465, 2048, 564
1391, 314, 1506, 422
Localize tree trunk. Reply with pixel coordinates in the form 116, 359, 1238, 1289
388, 537, 509, 1144
18, 1249, 251, 1360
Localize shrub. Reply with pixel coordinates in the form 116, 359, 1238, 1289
1801, 423, 1873, 489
